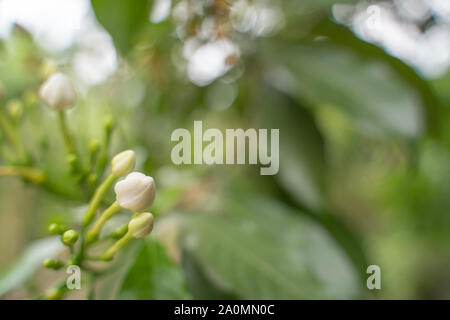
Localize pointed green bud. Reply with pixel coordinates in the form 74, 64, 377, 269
48, 223, 67, 235
43, 258, 63, 270
7, 99, 24, 121
128, 212, 154, 238
87, 173, 98, 185
62, 229, 79, 245
111, 150, 135, 177
103, 114, 115, 132
67, 153, 79, 174
67, 153, 78, 166
23, 90, 37, 109
45, 287, 63, 300
89, 139, 100, 154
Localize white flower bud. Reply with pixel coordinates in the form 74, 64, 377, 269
39, 72, 76, 110
128, 212, 154, 238
111, 150, 136, 177
114, 172, 156, 212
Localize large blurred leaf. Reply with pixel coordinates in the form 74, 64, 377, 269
95, 240, 143, 299
253, 85, 326, 211
91, 0, 151, 54
182, 248, 238, 300
179, 196, 364, 299
311, 20, 440, 138
118, 238, 191, 299
265, 42, 424, 139
0, 237, 62, 297
0, 27, 41, 99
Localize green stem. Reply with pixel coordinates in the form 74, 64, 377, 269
101, 232, 133, 261
58, 110, 75, 154
0, 166, 45, 184
86, 201, 122, 244
82, 172, 117, 228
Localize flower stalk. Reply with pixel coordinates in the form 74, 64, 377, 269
86, 201, 122, 244
101, 232, 133, 261
58, 110, 75, 155
0, 166, 45, 184
82, 172, 117, 228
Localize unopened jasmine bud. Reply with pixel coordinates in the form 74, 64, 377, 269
43, 258, 63, 270
115, 172, 156, 212
128, 212, 154, 238
39, 72, 76, 110
111, 150, 136, 177
48, 223, 67, 235
62, 229, 78, 245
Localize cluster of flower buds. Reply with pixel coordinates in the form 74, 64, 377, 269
31, 72, 157, 300
42, 149, 156, 298
85, 151, 157, 252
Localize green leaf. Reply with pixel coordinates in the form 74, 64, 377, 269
253, 85, 326, 211
118, 238, 192, 299
94, 240, 143, 299
310, 20, 441, 139
179, 196, 364, 299
181, 248, 238, 300
266, 41, 424, 139
0, 237, 62, 297
91, 0, 151, 54
0, 28, 42, 99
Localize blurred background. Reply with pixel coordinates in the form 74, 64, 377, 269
0, 0, 449, 299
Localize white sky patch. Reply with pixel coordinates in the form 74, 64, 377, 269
187, 39, 239, 86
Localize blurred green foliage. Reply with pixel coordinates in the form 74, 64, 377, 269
0, 0, 449, 299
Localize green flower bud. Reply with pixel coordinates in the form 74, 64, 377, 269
67, 153, 78, 166
62, 229, 79, 245
128, 212, 154, 238
45, 287, 63, 300
67, 153, 79, 174
23, 90, 37, 109
89, 139, 100, 154
6, 99, 24, 121
103, 114, 115, 132
43, 258, 63, 270
48, 223, 67, 235
87, 173, 98, 185
111, 150, 136, 177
